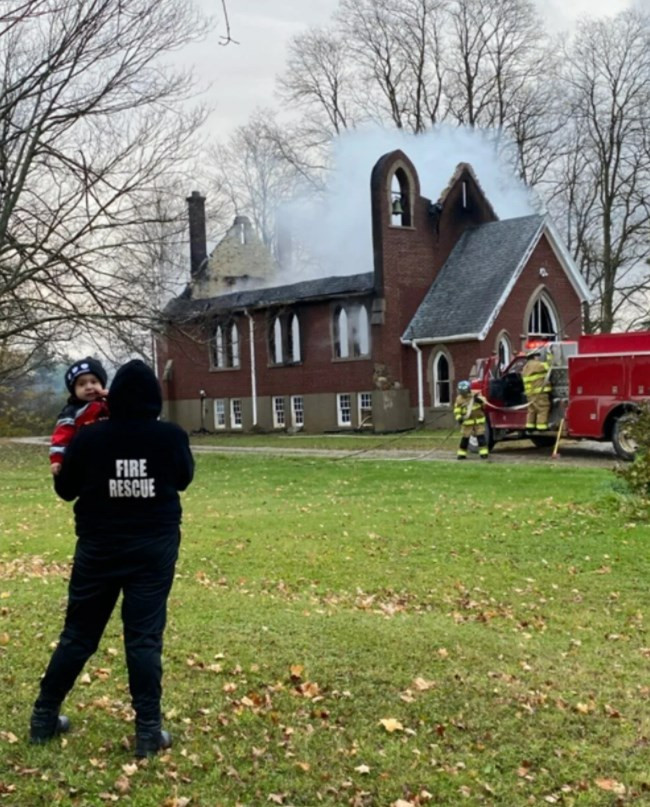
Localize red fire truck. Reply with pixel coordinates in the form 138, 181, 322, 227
470, 331, 650, 460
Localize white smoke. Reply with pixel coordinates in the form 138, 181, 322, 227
275, 124, 538, 284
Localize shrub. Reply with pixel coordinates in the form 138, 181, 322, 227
614, 404, 650, 501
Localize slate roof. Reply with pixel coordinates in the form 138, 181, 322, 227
403, 214, 545, 342
165, 272, 375, 320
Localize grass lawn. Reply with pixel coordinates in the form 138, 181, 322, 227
1, 442, 649, 805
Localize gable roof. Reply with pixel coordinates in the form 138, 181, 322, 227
166, 272, 375, 320
436, 162, 498, 220
402, 214, 590, 343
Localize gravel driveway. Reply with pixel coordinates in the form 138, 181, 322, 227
9, 435, 620, 468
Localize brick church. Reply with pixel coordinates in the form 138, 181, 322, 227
156, 150, 590, 433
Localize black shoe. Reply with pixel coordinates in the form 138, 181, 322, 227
30, 709, 70, 744
457, 455, 466, 460
135, 727, 172, 758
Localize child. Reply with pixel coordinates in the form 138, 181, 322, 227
454, 379, 489, 460
49, 357, 109, 475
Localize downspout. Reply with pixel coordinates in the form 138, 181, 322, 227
411, 340, 425, 423
244, 309, 258, 427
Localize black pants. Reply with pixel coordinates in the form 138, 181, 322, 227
35, 530, 179, 725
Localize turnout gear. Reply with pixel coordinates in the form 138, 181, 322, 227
453, 389, 489, 460
522, 353, 552, 430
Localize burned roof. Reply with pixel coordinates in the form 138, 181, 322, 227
403, 215, 545, 342
436, 162, 498, 221
165, 272, 375, 320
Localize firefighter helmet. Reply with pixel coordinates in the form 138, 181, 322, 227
458, 380, 471, 394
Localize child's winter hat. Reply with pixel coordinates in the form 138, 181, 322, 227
65, 357, 108, 393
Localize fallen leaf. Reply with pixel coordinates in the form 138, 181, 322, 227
412, 677, 436, 691
114, 774, 130, 794
379, 718, 404, 733
354, 764, 370, 774
595, 778, 625, 795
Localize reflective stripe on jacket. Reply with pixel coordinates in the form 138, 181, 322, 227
522, 359, 551, 395
453, 394, 485, 426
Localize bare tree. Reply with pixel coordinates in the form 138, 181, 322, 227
0, 0, 208, 369
336, 0, 448, 132
277, 27, 356, 141
445, 0, 544, 129
209, 111, 320, 258
549, 10, 650, 332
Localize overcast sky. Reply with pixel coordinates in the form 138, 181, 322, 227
188, 0, 638, 142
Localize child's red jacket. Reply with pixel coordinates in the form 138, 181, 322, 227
49, 399, 109, 466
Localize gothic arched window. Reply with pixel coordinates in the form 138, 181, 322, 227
527, 294, 559, 341
496, 332, 512, 371
212, 319, 240, 369
432, 350, 452, 406
333, 304, 371, 359
268, 310, 302, 365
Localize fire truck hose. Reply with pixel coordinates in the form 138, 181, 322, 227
481, 400, 528, 411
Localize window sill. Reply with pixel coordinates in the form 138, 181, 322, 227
331, 355, 371, 363
268, 361, 303, 368
209, 366, 241, 372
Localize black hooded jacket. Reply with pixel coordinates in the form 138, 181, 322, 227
54, 360, 194, 539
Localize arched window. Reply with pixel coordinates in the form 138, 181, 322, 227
230, 322, 240, 368
333, 304, 371, 359
289, 313, 301, 363
268, 310, 302, 365
214, 324, 225, 369
337, 307, 349, 358
390, 167, 412, 227
496, 332, 512, 371
432, 351, 452, 406
528, 294, 559, 341
357, 306, 370, 356
212, 319, 240, 370
273, 316, 283, 364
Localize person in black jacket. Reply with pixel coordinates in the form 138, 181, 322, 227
30, 360, 194, 757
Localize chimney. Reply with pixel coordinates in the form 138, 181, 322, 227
186, 190, 207, 277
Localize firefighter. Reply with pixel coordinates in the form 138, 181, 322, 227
522, 347, 552, 430
454, 380, 489, 460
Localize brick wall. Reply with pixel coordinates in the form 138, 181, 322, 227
160, 153, 584, 433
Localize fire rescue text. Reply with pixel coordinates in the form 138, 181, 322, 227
108, 459, 156, 498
